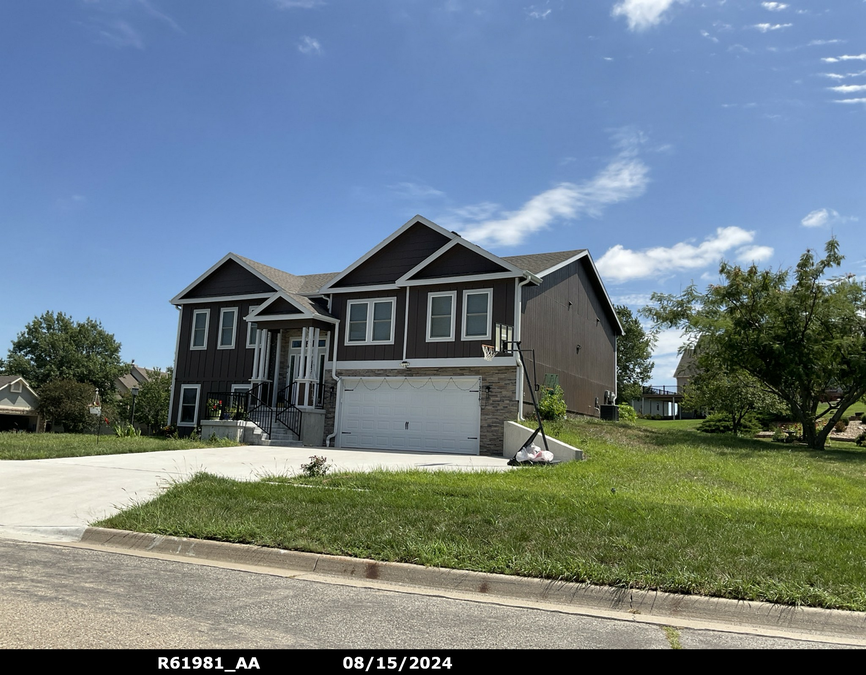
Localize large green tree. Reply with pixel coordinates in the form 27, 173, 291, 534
37, 380, 97, 433
644, 238, 866, 450
1, 311, 126, 397
681, 348, 784, 434
111, 368, 173, 433
615, 304, 656, 404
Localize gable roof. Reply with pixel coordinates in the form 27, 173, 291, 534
0, 376, 38, 398
170, 217, 621, 333
502, 250, 586, 276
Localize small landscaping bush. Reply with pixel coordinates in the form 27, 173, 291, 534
538, 385, 567, 421
697, 413, 761, 436
617, 403, 637, 422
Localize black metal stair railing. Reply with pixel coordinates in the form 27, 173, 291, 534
274, 382, 302, 439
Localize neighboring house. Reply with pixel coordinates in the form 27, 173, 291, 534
631, 348, 699, 419
0, 376, 42, 432
168, 215, 623, 455
115, 364, 157, 396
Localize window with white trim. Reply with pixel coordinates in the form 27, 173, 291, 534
427, 291, 456, 341
345, 299, 396, 344
462, 289, 492, 340
218, 307, 237, 349
246, 306, 259, 348
190, 310, 209, 350
10, 380, 22, 393
178, 385, 201, 426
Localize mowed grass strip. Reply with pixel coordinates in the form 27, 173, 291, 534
97, 418, 866, 611
0, 432, 239, 460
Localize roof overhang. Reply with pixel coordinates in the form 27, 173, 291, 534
170, 253, 279, 305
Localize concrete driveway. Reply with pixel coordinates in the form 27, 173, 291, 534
0, 445, 510, 543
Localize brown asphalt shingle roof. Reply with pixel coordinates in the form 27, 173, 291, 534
502, 250, 585, 276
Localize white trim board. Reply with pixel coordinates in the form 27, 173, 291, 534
327, 357, 518, 369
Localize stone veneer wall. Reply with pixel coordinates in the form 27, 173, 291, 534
321, 366, 519, 455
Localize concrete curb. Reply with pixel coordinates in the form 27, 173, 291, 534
80, 527, 866, 643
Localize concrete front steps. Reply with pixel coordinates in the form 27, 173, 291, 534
263, 423, 303, 447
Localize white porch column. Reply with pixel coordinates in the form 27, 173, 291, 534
251, 328, 262, 381
271, 330, 282, 408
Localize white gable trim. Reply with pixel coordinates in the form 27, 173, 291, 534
0, 377, 38, 399
248, 292, 339, 324
396, 237, 525, 285
169, 253, 280, 305
319, 215, 456, 292
535, 250, 589, 277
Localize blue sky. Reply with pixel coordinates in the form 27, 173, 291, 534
2, 0, 864, 383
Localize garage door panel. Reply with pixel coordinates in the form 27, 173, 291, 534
340, 377, 480, 454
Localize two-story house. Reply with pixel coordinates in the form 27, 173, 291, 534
168, 215, 623, 455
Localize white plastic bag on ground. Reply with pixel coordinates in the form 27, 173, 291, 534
515, 444, 554, 463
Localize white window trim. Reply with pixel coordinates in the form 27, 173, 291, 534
178, 384, 201, 427
10, 380, 22, 393
426, 291, 456, 342
218, 307, 238, 350
345, 298, 397, 345
461, 288, 493, 341
190, 309, 210, 350
246, 305, 259, 348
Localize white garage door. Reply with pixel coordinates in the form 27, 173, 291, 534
339, 377, 481, 454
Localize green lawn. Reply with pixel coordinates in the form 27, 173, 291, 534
0, 432, 238, 460
96, 417, 866, 611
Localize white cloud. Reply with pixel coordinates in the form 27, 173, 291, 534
96, 19, 144, 49
595, 227, 767, 283
700, 30, 718, 43
751, 23, 792, 32
801, 208, 858, 228
809, 39, 844, 46
834, 98, 866, 105
138, 0, 183, 33
761, 2, 788, 11
611, 293, 654, 306
297, 35, 322, 55
736, 245, 774, 263
829, 84, 866, 93
820, 69, 866, 79
611, 0, 688, 32
455, 143, 649, 247
388, 182, 445, 199
822, 54, 866, 63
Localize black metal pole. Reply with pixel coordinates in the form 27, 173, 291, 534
514, 341, 550, 455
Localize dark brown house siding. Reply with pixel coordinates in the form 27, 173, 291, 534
334, 223, 450, 287
171, 300, 260, 426
180, 259, 276, 298
330, 280, 516, 362
406, 280, 515, 359
519, 259, 618, 417
410, 246, 508, 279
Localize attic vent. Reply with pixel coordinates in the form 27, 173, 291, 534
11, 381, 22, 393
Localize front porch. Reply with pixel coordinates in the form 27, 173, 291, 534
206, 322, 333, 446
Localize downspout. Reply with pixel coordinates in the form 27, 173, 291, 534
515, 274, 534, 421
167, 305, 183, 426
325, 319, 342, 447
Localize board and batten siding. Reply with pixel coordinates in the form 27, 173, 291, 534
180, 259, 276, 298
520, 259, 617, 417
171, 301, 260, 425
